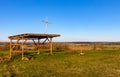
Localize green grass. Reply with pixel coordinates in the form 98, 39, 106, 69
0, 50, 120, 77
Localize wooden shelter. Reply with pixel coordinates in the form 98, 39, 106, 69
8, 33, 60, 59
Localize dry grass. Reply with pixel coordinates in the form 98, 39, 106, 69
0, 50, 120, 77
0, 43, 120, 77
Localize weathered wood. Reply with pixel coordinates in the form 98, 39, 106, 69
22, 38, 24, 59
8, 33, 60, 39
42, 38, 48, 44
12, 39, 20, 49
11, 44, 22, 46
32, 39, 38, 50
24, 38, 28, 43
10, 39, 12, 59
8, 33, 60, 59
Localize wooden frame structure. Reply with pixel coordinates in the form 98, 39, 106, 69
8, 33, 60, 59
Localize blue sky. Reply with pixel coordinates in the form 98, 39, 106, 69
0, 0, 120, 42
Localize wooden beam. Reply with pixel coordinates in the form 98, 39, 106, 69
32, 39, 40, 54
12, 39, 20, 49
42, 38, 49, 44
11, 44, 22, 46
24, 38, 28, 43
32, 39, 38, 49
8, 33, 60, 60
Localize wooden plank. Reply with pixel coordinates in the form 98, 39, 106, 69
11, 44, 22, 46
12, 39, 20, 49
42, 38, 48, 44
8, 33, 60, 60
32, 39, 38, 49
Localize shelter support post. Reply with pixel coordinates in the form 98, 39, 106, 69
12, 39, 20, 49
10, 39, 12, 59
8, 33, 60, 60
22, 38, 24, 59
21, 38, 28, 60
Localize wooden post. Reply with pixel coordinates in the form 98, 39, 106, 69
10, 39, 12, 59
12, 39, 20, 49
50, 38, 53, 55
22, 38, 24, 59
80, 47, 83, 53
79, 46, 84, 56
37, 38, 40, 54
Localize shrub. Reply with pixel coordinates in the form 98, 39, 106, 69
0, 43, 10, 51
53, 43, 69, 51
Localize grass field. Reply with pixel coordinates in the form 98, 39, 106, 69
0, 49, 120, 77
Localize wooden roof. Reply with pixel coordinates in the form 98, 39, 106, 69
8, 33, 60, 39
